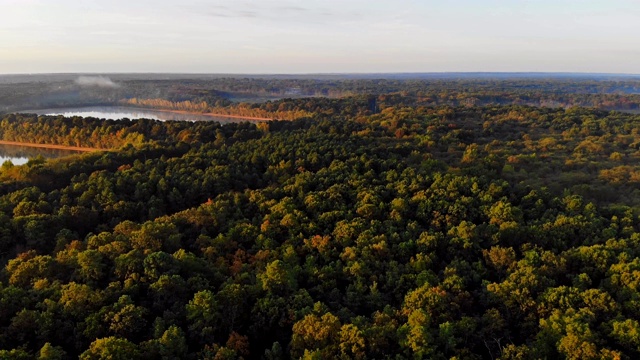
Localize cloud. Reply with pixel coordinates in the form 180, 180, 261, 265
278, 6, 308, 12
204, 9, 257, 19
75, 76, 120, 88
195, 2, 335, 21
206, 12, 231, 18
238, 10, 258, 18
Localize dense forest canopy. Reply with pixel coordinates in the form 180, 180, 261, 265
2, 77, 640, 358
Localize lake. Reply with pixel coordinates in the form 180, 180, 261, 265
0, 143, 82, 166
20, 106, 261, 123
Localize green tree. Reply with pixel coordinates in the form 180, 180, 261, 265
38, 342, 67, 360
80, 337, 141, 360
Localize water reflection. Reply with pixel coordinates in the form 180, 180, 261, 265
0, 144, 81, 166
21, 106, 260, 123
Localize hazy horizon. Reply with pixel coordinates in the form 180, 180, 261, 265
1, 71, 639, 75
1, 0, 638, 74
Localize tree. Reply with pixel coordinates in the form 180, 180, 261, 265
5, 251, 55, 287
186, 290, 218, 343
80, 337, 141, 360
339, 324, 366, 359
107, 297, 148, 338
76, 249, 106, 283
259, 260, 297, 294
38, 342, 67, 360
130, 221, 181, 253
290, 309, 341, 358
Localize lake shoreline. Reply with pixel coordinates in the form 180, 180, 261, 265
17, 105, 273, 122
0, 140, 102, 152
127, 107, 273, 121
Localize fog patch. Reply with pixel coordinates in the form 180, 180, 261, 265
75, 76, 120, 88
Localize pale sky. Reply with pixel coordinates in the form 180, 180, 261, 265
1, 0, 638, 74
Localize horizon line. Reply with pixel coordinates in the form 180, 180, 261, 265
1, 71, 639, 77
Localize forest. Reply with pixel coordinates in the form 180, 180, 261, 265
2, 74, 640, 115
2, 78, 640, 359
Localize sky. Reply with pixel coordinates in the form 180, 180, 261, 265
0, 0, 639, 74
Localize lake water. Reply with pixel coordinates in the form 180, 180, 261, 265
20, 106, 259, 123
3, 106, 260, 165
0, 143, 81, 166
